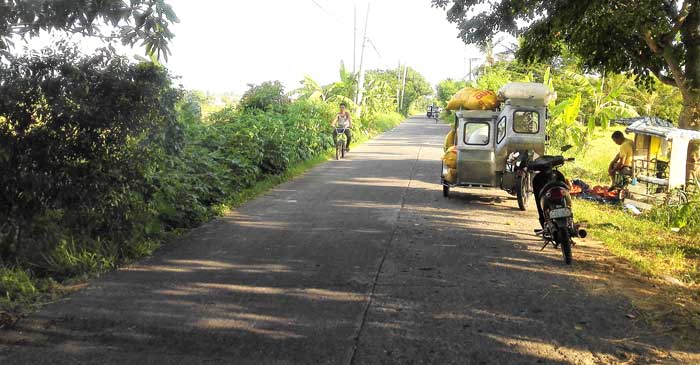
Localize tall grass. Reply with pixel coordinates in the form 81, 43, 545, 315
559, 127, 625, 184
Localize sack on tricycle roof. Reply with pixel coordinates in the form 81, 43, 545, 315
446, 87, 498, 111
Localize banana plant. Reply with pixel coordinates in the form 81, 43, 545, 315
548, 93, 587, 151
297, 75, 330, 102
362, 78, 395, 116
562, 71, 638, 132
297, 62, 357, 105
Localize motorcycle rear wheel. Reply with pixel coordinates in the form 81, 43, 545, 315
555, 229, 572, 265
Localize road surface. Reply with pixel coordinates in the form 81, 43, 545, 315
0, 117, 693, 364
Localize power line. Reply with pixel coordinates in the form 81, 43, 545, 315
367, 38, 381, 59
310, 0, 383, 61
310, 0, 350, 27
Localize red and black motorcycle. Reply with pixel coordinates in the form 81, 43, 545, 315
527, 146, 587, 265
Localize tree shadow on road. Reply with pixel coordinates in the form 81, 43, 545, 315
2, 119, 697, 364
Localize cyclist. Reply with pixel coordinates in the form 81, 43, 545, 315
332, 103, 353, 152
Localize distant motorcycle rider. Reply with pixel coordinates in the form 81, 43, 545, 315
332, 103, 353, 152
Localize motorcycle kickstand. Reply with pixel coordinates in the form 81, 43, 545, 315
540, 240, 551, 251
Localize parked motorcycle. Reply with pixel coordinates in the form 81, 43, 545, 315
527, 145, 587, 265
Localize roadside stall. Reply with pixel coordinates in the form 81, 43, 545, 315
614, 117, 700, 205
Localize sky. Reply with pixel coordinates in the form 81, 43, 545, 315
11, 0, 486, 95
161, 0, 483, 94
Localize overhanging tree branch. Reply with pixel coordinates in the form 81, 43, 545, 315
661, 0, 690, 46
1, 1, 178, 60
653, 70, 680, 87
643, 29, 690, 99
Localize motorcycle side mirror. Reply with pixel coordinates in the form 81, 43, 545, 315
561, 145, 573, 152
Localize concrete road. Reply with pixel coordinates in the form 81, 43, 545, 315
0, 117, 691, 364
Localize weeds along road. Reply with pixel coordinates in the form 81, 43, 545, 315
0, 117, 692, 364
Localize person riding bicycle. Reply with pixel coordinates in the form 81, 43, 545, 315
332, 103, 353, 152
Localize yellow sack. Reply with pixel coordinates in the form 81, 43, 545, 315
464, 89, 498, 110
446, 87, 473, 110
445, 168, 458, 183
446, 99, 460, 110
444, 129, 456, 151
446, 87, 499, 111
441, 146, 458, 169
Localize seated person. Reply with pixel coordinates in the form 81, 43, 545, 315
608, 131, 634, 186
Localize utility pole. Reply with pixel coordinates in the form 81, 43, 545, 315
466, 57, 480, 81
355, 3, 370, 115
352, 5, 357, 75
399, 64, 408, 112
396, 62, 402, 113
469, 58, 472, 81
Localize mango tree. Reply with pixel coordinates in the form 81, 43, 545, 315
432, 0, 700, 167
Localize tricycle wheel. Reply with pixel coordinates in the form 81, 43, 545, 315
515, 173, 531, 211
443, 185, 450, 197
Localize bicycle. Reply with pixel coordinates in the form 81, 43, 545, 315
334, 127, 348, 160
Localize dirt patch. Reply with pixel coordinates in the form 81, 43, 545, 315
574, 237, 700, 362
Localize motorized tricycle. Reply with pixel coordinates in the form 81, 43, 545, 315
427, 105, 440, 120
441, 83, 554, 211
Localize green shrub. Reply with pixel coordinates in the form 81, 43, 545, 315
0, 44, 404, 297
239, 81, 290, 112
362, 112, 405, 133
0, 43, 181, 270
0, 268, 36, 303
39, 239, 116, 279
150, 99, 335, 231
646, 195, 700, 234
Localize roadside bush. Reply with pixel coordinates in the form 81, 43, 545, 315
646, 195, 700, 235
0, 44, 181, 274
361, 112, 405, 134
239, 81, 290, 112
0, 268, 36, 303
151, 99, 335, 231
0, 45, 404, 303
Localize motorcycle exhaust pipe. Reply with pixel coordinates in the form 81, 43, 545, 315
577, 229, 588, 238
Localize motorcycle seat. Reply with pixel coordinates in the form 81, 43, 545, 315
527, 155, 565, 172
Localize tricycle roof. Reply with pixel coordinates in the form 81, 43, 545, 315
615, 117, 700, 141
